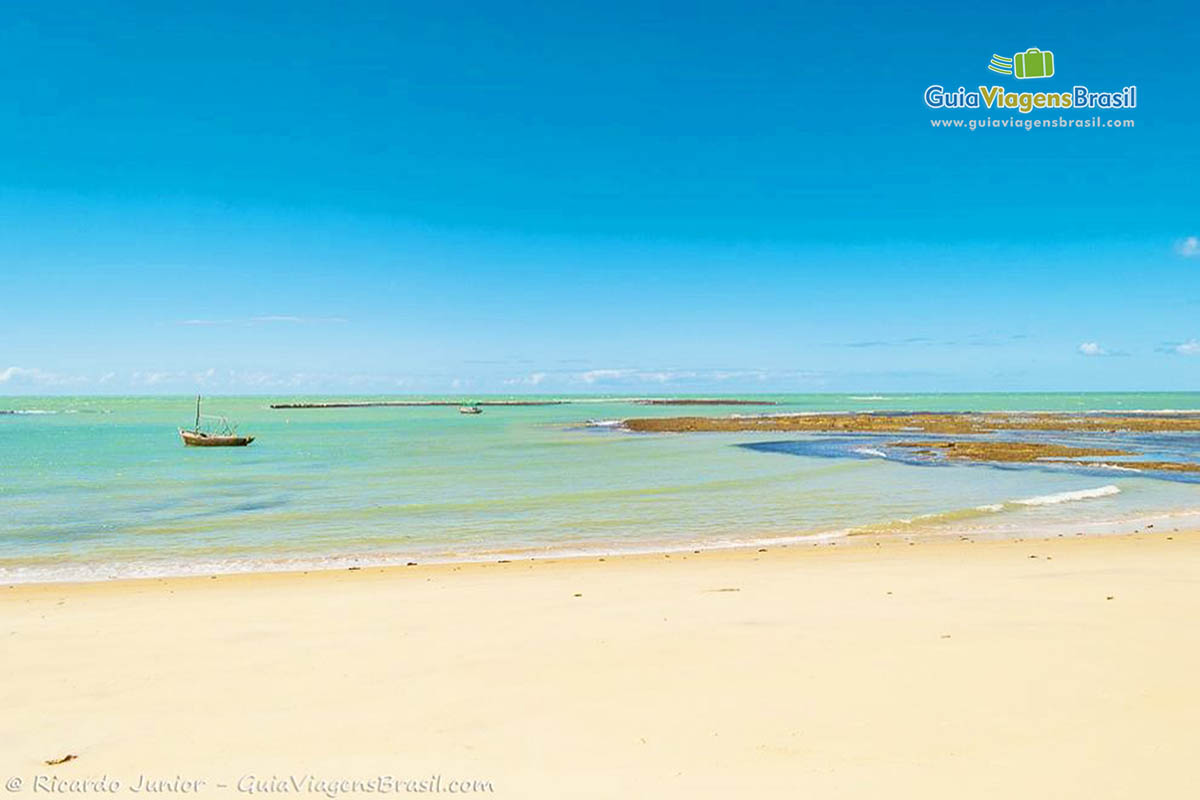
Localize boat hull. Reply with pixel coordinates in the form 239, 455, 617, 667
180, 430, 255, 447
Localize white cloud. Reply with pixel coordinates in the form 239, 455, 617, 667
130, 370, 177, 386
0, 366, 83, 386
1077, 342, 1108, 357
504, 372, 547, 386
579, 369, 635, 384
1177, 237, 1200, 258
577, 368, 697, 385
0, 364, 836, 394
1173, 339, 1200, 356
639, 371, 682, 384
574, 367, 811, 386
249, 315, 347, 324
710, 369, 770, 382
177, 315, 347, 326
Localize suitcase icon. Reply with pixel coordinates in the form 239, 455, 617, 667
1013, 48, 1054, 79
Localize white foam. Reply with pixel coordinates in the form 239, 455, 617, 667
1011, 485, 1121, 506
852, 447, 888, 458
1085, 409, 1200, 415
0, 530, 849, 585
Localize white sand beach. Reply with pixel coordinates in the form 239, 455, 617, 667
4, 532, 1199, 799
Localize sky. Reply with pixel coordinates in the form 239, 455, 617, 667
1, 0, 1198, 394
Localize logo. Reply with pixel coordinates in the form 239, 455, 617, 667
989, 48, 1055, 79
923, 48, 1136, 115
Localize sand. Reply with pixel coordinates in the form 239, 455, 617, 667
4, 532, 1199, 799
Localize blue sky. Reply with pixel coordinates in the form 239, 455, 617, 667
2, 0, 1198, 394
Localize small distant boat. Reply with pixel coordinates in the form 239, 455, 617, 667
180, 396, 255, 447
459, 405, 483, 415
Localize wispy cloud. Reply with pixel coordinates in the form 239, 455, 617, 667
126, 368, 393, 389
576, 368, 706, 385
0, 366, 41, 383
839, 338, 935, 348
834, 334, 1026, 349
503, 372, 547, 387
176, 315, 347, 326
0, 366, 85, 387
463, 358, 536, 366
579, 368, 637, 384
1160, 339, 1200, 356
130, 370, 177, 386
1176, 237, 1200, 258
249, 315, 347, 324
1077, 341, 1130, 357
568, 367, 817, 387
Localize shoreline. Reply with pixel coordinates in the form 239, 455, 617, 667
6, 508, 1197, 589
11, 524, 1181, 595
5, 529, 1200, 797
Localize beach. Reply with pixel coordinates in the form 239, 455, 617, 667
5, 531, 1199, 799
4, 0, 1183, 794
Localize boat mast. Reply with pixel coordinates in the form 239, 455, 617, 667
195, 395, 201, 431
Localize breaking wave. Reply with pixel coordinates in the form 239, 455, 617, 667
1011, 485, 1121, 506
851, 484, 1123, 535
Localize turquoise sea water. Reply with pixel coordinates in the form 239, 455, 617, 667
4, 393, 1200, 582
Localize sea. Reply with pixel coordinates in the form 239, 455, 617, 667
3, 393, 1200, 583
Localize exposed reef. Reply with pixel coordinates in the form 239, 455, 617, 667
623, 412, 1200, 474
622, 412, 1200, 435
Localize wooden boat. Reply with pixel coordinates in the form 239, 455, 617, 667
180, 429, 255, 447
459, 405, 483, 415
180, 396, 255, 447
